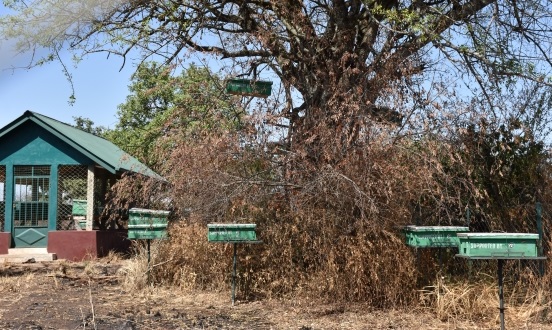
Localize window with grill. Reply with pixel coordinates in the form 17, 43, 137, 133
57, 165, 88, 230
13, 166, 50, 228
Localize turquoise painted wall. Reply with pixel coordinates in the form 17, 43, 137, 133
0, 122, 91, 165
0, 122, 94, 237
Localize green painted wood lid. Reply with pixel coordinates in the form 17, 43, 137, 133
129, 208, 170, 215
405, 225, 469, 232
208, 223, 256, 229
457, 232, 539, 239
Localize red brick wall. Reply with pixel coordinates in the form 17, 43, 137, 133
48, 230, 130, 261
0, 232, 10, 254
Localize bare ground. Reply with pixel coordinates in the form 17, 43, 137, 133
0, 259, 551, 330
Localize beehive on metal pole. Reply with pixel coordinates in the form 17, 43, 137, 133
207, 223, 262, 306
456, 232, 546, 330
128, 208, 170, 283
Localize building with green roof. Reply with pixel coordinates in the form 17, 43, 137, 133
0, 111, 163, 261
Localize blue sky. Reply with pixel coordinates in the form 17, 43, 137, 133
0, 52, 135, 129
0, 3, 277, 132
0, 2, 137, 130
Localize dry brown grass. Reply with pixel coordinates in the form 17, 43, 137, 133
154, 222, 233, 292
421, 270, 552, 329
117, 240, 163, 291
0, 272, 36, 293
142, 219, 420, 307
107, 252, 552, 329
0, 254, 537, 329
0, 259, 469, 330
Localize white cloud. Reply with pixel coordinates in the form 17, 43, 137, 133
0, 0, 129, 52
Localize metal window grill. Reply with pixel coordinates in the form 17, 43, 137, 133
14, 165, 50, 177
57, 165, 88, 230
13, 166, 50, 228
0, 166, 5, 231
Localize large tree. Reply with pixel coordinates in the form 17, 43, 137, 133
2, 0, 552, 164
6, 2, 552, 302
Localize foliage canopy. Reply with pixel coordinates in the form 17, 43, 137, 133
104, 63, 242, 167
3, 0, 552, 163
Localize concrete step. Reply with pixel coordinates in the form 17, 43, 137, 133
8, 248, 49, 255
0, 248, 57, 263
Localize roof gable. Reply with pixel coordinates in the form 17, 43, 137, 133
0, 111, 164, 180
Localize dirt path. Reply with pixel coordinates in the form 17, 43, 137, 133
0, 260, 551, 329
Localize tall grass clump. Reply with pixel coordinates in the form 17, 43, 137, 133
154, 222, 230, 292
421, 264, 552, 328
118, 240, 164, 291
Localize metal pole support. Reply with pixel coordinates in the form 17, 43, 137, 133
466, 207, 473, 280
147, 239, 151, 284
232, 243, 237, 306
536, 202, 544, 277
498, 259, 505, 330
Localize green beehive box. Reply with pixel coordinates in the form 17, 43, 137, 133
128, 208, 170, 240
404, 225, 469, 248
457, 233, 540, 259
225, 79, 273, 98
72, 199, 87, 216
208, 223, 257, 242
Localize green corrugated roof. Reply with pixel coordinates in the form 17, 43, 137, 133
0, 111, 164, 180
